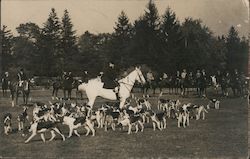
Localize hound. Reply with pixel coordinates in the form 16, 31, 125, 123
176, 104, 189, 128
17, 106, 29, 131
158, 98, 170, 111
196, 105, 208, 120
4, 113, 12, 135
207, 99, 220, 109
147, 110, 167, 131
62, 116, 95, 138
25, 120, 65, 143
104, 108, 120, 131
117, 114, 144, 134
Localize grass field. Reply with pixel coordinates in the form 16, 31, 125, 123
0, 88, 248, 159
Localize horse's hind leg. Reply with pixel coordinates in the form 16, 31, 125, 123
2, 88, 5, 97
16, 91, 19, 106
11, 91, 15, 107
68, 90, 72, 100
52, 88, 55, 99
55, 89, 59, 99
23, 94, 26, 105
63, 89, 66, 100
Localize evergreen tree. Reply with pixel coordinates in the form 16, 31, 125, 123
109, 11, 133, 68
225, 26, 244, 72
13, 23, 41, 74
1, 25, 13, 72
160, 7, 182, 73
179, 18, 214, 71
130, 0, 162, 71
61, 9, 78, 71
239, 36, 249, 73
40, 8, 61, 76
210, 35, 227, 71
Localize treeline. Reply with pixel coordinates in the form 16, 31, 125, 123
1, 1, 249, 77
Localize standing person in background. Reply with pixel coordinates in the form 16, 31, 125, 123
180, 69, 187, 96
2, 71, 11, 97
216, 70, 223, 86
175, 70, 181, 94
196, 69, 202, 97
200, 69, 207, 97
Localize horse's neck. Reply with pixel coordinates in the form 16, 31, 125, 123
121, 71, 137, 86
23, 82, 29, 90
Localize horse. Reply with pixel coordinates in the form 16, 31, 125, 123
220, 76, 230, 97
52, 80, 62, 100
230, 76, 243, 97
62, 77, 74, 100
141, 80, 158, 94
78, 67, 146, 109
2, 77, 10, 97
210, 75, 219, 94
196, 76, 207, 97
16, 80, 31, 105
52, 79, 81, 100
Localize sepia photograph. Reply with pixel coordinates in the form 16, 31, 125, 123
0, 0, 249, 158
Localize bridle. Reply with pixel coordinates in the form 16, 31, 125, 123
118, 68, 145, 92
136, 69, 145, 84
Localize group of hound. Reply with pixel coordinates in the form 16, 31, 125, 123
3, 95, 220, 144
157, 97, 220, 128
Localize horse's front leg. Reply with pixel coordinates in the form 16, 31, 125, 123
68, 90, 72, 100
2, 88, 5, 97
63, 89, 66, 100
119, 99, 126, 109
10, 90, 15, 107
23, 93, 26, 104
52, 88, 55, 99
16, 90, 19, 106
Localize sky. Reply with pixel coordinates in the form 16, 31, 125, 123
2, 0, 249, 36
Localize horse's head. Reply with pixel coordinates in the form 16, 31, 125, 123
135, 67, 146, 85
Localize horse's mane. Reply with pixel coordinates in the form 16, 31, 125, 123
118, 67, 136, 78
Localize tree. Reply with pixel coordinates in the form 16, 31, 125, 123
178, 18, 214, 72
11, 23, 41, 74
239, 36, 249, 73
225, 26, 246, 72
209, 35, 227, 71
16, 22, 40, 41
78, 31, 111, 76
107, 11, 133, 68
1, 25, 13, 72
130, 0, 162, 71
61, 9, 78, 71
40, 8, 62, 76
159, 7, 182, 73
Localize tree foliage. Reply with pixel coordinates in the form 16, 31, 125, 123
1, 25, 13, 72
1, 1, 249, 77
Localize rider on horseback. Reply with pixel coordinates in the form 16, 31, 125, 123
17, 68, 28, 87
180, 69, 187, 95
102, 62, 120, 99
2, 72, 10, 84
146, 71, 154, 84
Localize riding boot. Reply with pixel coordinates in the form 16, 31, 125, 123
113, 87, 120, 100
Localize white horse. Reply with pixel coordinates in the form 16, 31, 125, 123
78, 67, 146, 109
211, 75, 219, 94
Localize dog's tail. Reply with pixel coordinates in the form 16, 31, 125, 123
203, 106, 208, 113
